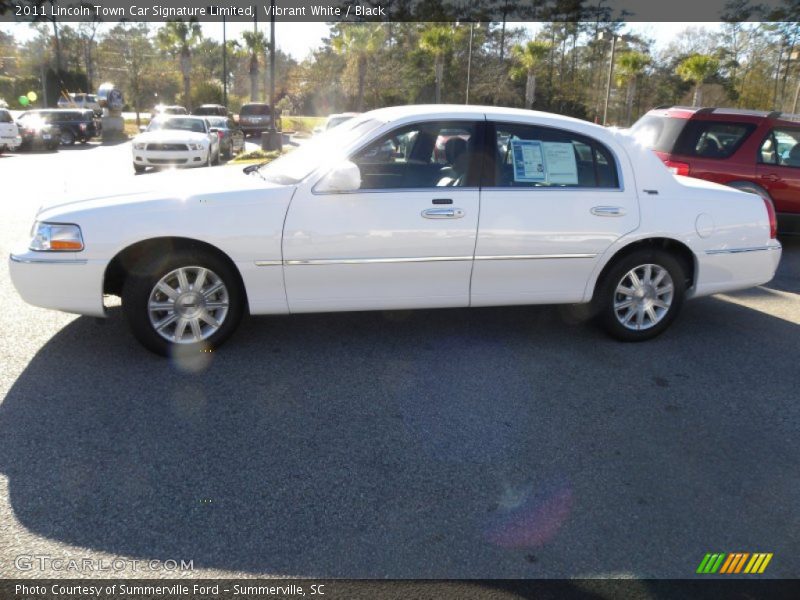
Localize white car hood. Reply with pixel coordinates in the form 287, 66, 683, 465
133, 129, 210, 144
37, 165, 290, 221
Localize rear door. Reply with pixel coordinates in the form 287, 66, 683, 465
471, 120, 639, 306
757, 127, 800, 217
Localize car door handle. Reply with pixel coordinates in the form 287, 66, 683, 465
591, 206, 626, 217
422, 208, 464, 219
760, 174, 779, 182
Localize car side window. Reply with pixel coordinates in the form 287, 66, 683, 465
674, 121, 755, 159
491, 122, 619, 188
761, 128, 800, 167
351, 121, 477, 189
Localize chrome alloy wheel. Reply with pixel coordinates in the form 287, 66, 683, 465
147, 266, 230, 343
613, 264, 674, 331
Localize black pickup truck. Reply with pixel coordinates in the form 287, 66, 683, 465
20, 109, 102, 145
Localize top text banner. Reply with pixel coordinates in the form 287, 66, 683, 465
0, 0, 794, 23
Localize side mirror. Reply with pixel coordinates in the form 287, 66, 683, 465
316, 160, 361, 193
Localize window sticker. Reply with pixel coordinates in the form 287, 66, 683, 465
542, 142, 579, 185
511, 139, 546, 182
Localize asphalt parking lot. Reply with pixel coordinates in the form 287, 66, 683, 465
0, 141, 798, 580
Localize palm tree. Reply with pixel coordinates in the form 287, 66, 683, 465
419, 25, 455, 104
156, 19, 202, 110
616, 51, 650, 124
510, 40, 550, 109
332, 24, 384, 112
676, 54, 719, 106
241, 29, 266, 103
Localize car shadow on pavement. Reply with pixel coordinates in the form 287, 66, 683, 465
0, 299, 798, 578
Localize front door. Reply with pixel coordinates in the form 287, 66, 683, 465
283, 119, 483, 312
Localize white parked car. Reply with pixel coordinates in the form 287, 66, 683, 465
57, 92, 101, 116
10, 105, 781, 355
0, 108, 22, 152
131, 116, 220, 173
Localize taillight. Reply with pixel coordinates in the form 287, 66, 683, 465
79, 123, 87, 131
664, 160, 690, 176
763, 197, 777, 239
217, 131, 223, 140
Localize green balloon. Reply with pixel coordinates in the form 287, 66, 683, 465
19, 96, 29, 106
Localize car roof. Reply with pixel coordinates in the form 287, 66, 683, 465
645, 105, 800, 127
362, 104, 609, 136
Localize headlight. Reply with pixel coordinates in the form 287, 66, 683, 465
133, 142, 146, 150
187, 143, 204, 151
29, 222, 84, 252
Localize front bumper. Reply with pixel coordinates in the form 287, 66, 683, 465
9, 249, 106, 317
133, 148, 209, 168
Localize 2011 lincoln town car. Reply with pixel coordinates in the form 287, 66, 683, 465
10, 105, 782, 355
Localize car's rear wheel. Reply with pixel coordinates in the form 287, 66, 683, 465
595, 249, 685, 342
60, 130, 75, 145
122, 250, 244, 356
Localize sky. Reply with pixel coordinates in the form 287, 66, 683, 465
1, 20, 722, 61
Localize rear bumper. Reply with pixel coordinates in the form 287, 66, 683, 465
691, 243, 783, 298
9, 249, 107, 317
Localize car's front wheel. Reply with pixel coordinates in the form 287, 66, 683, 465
122, 250, 245, 356
595, 249, 686, 342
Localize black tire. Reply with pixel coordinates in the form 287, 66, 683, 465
594, 248, 686, 342
223, 142, 232, 160
133, 163, 146, 174
60, 130, 75, 145
213, 148, 221, 165
122, 249, 245, 356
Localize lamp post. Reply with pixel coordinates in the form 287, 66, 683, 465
264, 0, 281, 151
600, 30, 618, 126
466, 21, 475, 104
222, 15, 227, 107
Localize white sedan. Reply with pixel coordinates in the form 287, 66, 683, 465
10, 105, 781, 355
132, 115, 220, 173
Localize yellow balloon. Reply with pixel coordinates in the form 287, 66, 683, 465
26, 91, 38, 102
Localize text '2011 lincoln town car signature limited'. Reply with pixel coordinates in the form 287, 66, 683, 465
9, 105, 782, 355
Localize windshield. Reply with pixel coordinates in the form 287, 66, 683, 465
148, 117, 207, 133
258, 117, 383, 184
630, 115, 688, 153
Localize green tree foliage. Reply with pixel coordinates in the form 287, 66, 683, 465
332, 23, 384, 111
510, 40, 550, 108
156, 19, 202, 110
676, 54, 720, 106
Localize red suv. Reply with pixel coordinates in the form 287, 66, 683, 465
631, 106, 800, 234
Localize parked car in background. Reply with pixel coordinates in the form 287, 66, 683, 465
15, 112, 60, 151
131, 115, 220, 173
204, 116, 245, 159
313, 112, 360, 135
0, 108, 22, 153
193, 104, 229, 117
57, 92, 101, 116
9, 105, 781, 355
152, 104, 188, 118
21, 109, 101, 145
631, 106, 800, 233
238, 103, 281, 136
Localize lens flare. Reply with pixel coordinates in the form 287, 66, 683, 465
482, 478, 574, 549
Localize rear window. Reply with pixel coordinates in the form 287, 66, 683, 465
673, 121, 756, 158
0, 110, 12, 123
241, 104, 271, 116
630, 115, 688, 153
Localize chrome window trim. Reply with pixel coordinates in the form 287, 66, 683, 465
10, 254, 87, 265
479, 186, 624, 193
705, 246, 781, 255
